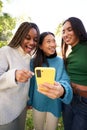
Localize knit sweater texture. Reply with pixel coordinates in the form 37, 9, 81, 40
0, 46, 31, 125
28, 56, 73, 117
67, 42, 87, 85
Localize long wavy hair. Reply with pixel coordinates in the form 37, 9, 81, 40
8, 22, 40, 50
61, 17, 87, 64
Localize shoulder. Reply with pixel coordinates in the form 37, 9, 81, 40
0, 46, 10, 56
83, 42, 87, 47
48, 56, 64, 65
56, 56, 63, 60
56, 56, 64, 63
80, 41, 87, 47
0, 46, 12, 52
0, 46, 17, 59
48, 56, 64, 68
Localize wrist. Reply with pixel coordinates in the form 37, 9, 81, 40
60, 85, 66, 98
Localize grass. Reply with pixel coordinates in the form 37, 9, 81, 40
25, 110, 64, 130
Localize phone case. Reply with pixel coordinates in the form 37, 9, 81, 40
35, 67, 56, 88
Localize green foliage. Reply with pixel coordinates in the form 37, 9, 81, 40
0, 13, 16, 46
55, 22, 63, 37
25, 110, 34, 130
25, 110, 64, 130
58, 117, 64, 130
0, 41, 7, 47
0, 0, 16, 47
0, 0, 3, 12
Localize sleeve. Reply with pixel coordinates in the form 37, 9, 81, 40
0, 48, 18, 90
27, 75, 35, 106
56, 59, 73, 104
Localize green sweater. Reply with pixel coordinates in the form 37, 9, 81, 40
66, 42, 87, 86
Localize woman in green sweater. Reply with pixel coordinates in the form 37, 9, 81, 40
61, 17, 87, 130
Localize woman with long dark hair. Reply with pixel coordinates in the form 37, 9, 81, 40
28, 31, 72, 130
61, 17, 87, 130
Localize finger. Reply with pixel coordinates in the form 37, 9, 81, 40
38, 90, 56, 99
23, 70, 34, 78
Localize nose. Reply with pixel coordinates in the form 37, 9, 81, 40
51, 41, 56, 47
29, 39, 35, 45
63, 30, 69, 37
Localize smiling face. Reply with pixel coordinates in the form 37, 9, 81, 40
21, 28, 38, 54
40, 34, 56, 56
62, 21, 79, 47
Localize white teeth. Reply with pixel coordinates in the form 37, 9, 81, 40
27, 46, 30, 48
27, 46, 32, 49
49, 48, 55, 51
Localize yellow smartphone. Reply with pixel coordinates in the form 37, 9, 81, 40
35, 67, 56, 90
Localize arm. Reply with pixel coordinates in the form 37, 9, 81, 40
56, 58, 73, 104
59, 67, 73, 104
38, 60, 73, 104
0, 48, 34, 90
0, 48, 17, 90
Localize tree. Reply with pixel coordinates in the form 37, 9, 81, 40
0, 0, 16, 47
54, 22, 63, 56
0, 0, 3, 12
55, 22, 63, 36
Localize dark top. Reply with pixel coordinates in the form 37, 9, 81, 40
66, 42, 87, 86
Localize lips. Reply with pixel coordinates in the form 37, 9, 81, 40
49, 48, 56, 51
25, 45, 33, 53
26, 45, 34, 50
64, 37, 71, 42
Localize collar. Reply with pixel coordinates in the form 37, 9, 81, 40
17, 46, 30, 57
46, 52, 57, 59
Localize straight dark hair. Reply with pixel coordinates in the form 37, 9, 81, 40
33, 32, 57, 69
